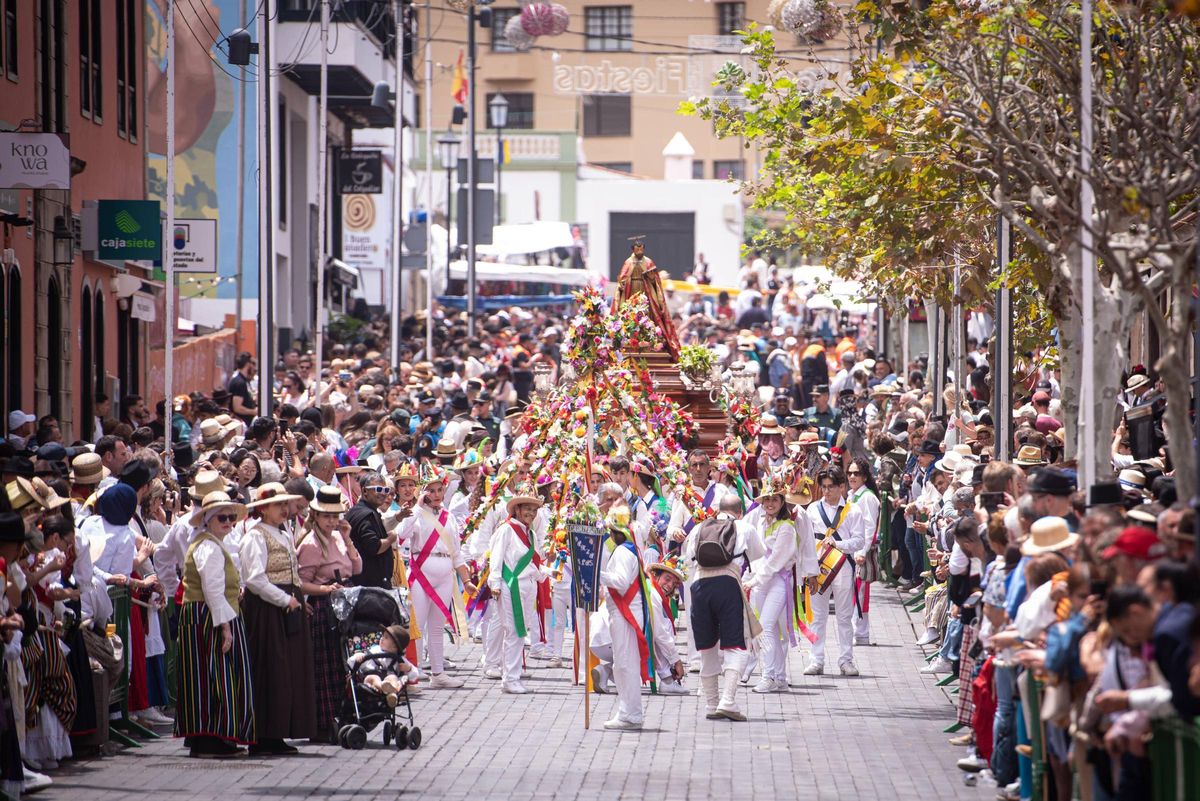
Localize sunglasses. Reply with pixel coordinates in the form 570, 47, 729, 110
847, 470, 862, 475
214, 513, 238, 523
364, 485, 392, 494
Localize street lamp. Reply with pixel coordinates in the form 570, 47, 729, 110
488, 93, 509, 226
435, 130, 462, 290
51, 215, 74, 267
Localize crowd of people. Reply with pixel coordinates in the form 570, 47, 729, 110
0, 257, 1196, 801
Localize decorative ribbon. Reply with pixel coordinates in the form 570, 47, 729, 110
409, 510, 457, 632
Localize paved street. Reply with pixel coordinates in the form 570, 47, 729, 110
41, 589, 990, 801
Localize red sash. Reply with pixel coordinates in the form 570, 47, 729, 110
514, 522, 553, 643
653, 583, 676, 634
409, 510, 457, 632
608, 581, 651, 682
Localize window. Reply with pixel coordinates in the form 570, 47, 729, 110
716, 2, 745, 36
38, 0, 66, 132
692, 160, 705, 179
584, 6, 632, 52
714, 159, 745, 180
80, 0, 101, 119
4, 0, 17, 79
116, 0, 137, 138
582, 94, 631, 137
491, 8, 520, 52
594, 162, 632, 174
486, 92, 534, 130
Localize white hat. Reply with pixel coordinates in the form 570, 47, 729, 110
7, 410, 34, 429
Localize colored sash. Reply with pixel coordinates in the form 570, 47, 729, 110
607, 542, 651, 682
653, 582, 675, 633
815, 502, 850, 595
409, 510, 457, 632
682, 483, 718, 535
501, 520, 536, 638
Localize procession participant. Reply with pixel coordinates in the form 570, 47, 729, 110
486, 485, 547, 694
346, 471, 397, 588
588, 483, 625, 693
176, 491, 255, 759
239, 483, 315, 755
846, 456, 882, 646
446, 448, 484, 527
804, 465, 866, 676
686, 494, 761, 721
646, 559, 689, 695
745, 472, 816, 693
544, 519, 572, 669
628, 458, 666, 552
397, 466, 474, 689
528, 480, 560, 661
757, 415, 788, 474
296, 486, 361, 743
599, 505, 652, 730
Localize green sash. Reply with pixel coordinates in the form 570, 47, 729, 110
502, 537, 535, 638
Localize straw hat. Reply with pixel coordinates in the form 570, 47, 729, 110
419, 463, 450, 488
16, 477, 70, 511
1125, 374, 1151, 391
647, 557, 685, 583
506, 484, 544, 516
246, 482, 303, 509
434, 438, 460, 462
786, 474, 815, 507
70, 452, 108, 486
1013, 445, 1047, 467
189, 490, 248, 527
758, 414, 784, 436
310, 485, 349, 514
933, 451, 964, 475
755, 471, 791, 501
1020, 516, 1080, 556
453, 448, 483, 472
189, 469, 229, 501
198, 418, 226, 448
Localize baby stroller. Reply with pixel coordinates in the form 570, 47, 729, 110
329, 586, 421, 751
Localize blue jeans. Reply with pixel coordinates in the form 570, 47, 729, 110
991, 663, 1018, 786
904, 526, 925, 583
939, 616, 963, 663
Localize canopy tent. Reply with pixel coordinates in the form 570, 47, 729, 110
476, 221, 575, 259
447, 260, 602, 287
435, 294, 576, 310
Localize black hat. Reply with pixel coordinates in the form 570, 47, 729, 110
476, 389, 494, 404
813, 384, 830, 395
781, 416, 804, 429
1086, 481, 1123, 508
0, 512, 28, 544
173, 442, 196, 470
389, 409, 412, 425
1027, 466, 1076, 497
418, 392, 437, 405
450, 392, 471, 412
35, 443, 68, 463
918, 440, 942, 457
211, 388, 232, 406
1, 457, 35, 478
118, 458, 153, 491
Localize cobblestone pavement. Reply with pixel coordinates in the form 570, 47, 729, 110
42, 589, 992, 801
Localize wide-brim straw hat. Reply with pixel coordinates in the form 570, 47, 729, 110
310, 485, 349, 514
246, 482, 303, 509
1013, 445, 1047, 467
785, 474, 815, 507
16, 477, 70, 511
189, 491, 248, 528
190, 469, 229, 501
756, 471, 791, 502
648, 562, 685, 582
1020, 516, 1080, 556
506, 492, 544, 516
70, 453, 108, 485
758, 414, 784, 436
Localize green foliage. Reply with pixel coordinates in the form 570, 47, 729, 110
677, 344, 718, 379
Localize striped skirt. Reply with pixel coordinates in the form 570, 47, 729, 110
22, 629, 77, 734
174, 601, 255, 744
308, 595, 347, 741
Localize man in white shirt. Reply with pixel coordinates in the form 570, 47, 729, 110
486, 489, 547, 694
598, 511, 649, 730
805, 466, 865, 676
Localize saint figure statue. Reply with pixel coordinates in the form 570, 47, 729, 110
614, 237, 682, 360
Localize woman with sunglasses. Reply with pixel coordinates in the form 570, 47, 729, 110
176, 491, 255, 759
846, 457, 881, 647
297, 486, 361, 743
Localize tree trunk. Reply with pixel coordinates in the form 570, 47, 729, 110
1156, 297, 1195, 501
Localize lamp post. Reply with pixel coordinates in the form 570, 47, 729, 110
436, 130, 461, 291
488, 93, 508, 226
50, 216, 74, 267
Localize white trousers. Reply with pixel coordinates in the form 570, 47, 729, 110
811, 565, 855, 668
853, 604, 871, 642
750, 573, 790, 682
607, 606, 644, 725
481, 601, 503, 670
498, 581, 536, 683
548, 584, 571, 658
410, 555, 454, 674
681, 579, 699, 666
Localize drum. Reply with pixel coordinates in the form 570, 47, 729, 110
815, 541, 848, 595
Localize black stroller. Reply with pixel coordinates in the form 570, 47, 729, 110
329, 586, 421, 751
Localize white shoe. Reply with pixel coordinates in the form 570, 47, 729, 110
406, 681, 423, 695
657, 678, 689, 695
739, 661, 756, 684
687, 661, 700, 674
501, 681, 528, 694
430, 673, 465, 689
840, 663, 860, 677
854, 637, 873, 646
484, 668, 502, 680
548, 657, 564, 668
590, 666, 611, 694
521, 669, 531, 679
957, 754, 988, 773
138, 707, 173, 725
752, 678, 777, 694
802, 662, 824, 676
916, 628, 941, 646
714, 703, 747, 721
772, 678, 790, 692
22, 768, 52, 794
921, 657, 956, 674
603, 717, 642, 730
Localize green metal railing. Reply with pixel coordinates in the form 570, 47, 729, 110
106, 586, 160, 746
1150, 715, 1200, 801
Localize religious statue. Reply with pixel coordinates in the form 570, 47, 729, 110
614, 237, 682, 360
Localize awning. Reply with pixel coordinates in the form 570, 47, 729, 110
476, 221, 575, 258
436, 294, 577, 310
329, 258, 361, 289
448, 260, 601, 287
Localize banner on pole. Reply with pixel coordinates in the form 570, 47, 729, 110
568, 524, 605, 612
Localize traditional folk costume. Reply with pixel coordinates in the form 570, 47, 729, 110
646, 562, 687, 694
296, 486, 362, 743
175, 494, 255, 753
486, 490, 547, 693
848, 484, 881, 644
805, 495, 865, 674
0, 515, 26, 798
21, 549, 77, 768
598, 508, 652, 730
239, 485, 316, 746
544, 531, 572, 666
667, 479, 731, 668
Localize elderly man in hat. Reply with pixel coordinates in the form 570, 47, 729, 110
68, 452, 108, 514
487, 484, 548, 694
1027, 466, 1079, 530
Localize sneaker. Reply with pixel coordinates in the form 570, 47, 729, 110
921, 657, 956, 674
430, 673, 465, 689
484, 668, 503, 680
752, 678, 777, 694
22, 768, 52, 794
854, 637, 873, 646
548, 657, 564, 669
590, 666, 610, 694
406, 682, 423, 695
657, 679, 690, 695
602, 717, 642, 730
739, 661, 756, 684
957, 754, 988, 773
916, 628, 941, 646
949, 732, 975, 747
138, 706, 174, 725
443, 657, 458, 670
802, 663, 824, 676
501, 681, 528, 695
839, 663, 860, 677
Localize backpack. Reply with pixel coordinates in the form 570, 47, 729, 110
694, 517, 739, 568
